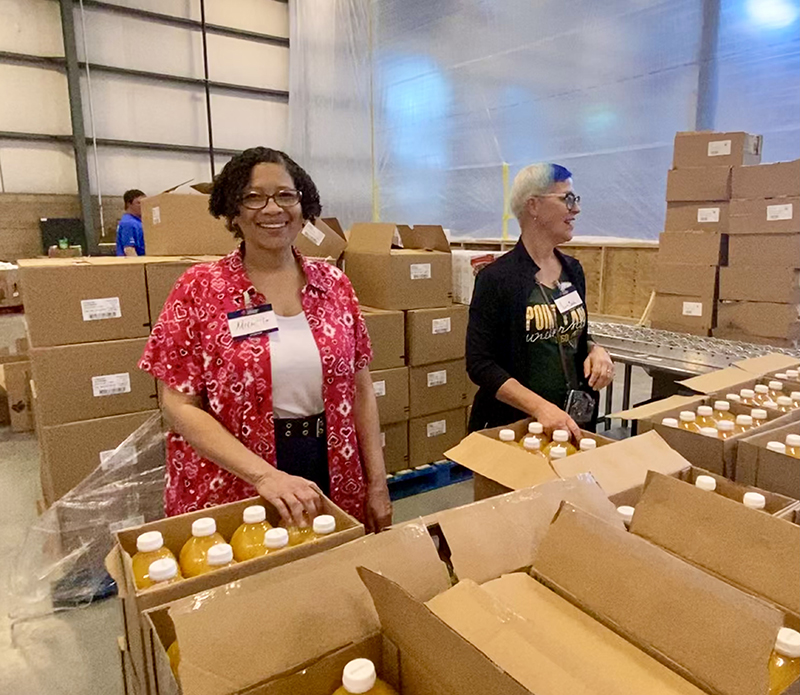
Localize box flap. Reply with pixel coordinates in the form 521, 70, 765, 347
678, 367, 754, 395
347, 223, 398, 254
397, 225, 451, 254
551, 431, 691, 496
631, 471, 800, 618
610, 396, 706, 421
168, 522, 448, 695
294, 219, 347, 260
531, 504, 781, 695
434, 475, 622, 585
733, 353, 800, 376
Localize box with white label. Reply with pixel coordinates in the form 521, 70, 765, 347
672, 131, 762, 169
729, 197, 800, 236
18, 258, 151, 347
408, 407, 467, 468
370, 366, 409, 425
409, 359, 467, 418
30, 338, 157, 426
405, 305, 468, 366
664, 202, 730, 234
651, 293, 715, 336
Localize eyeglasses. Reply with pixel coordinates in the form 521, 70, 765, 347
539, 192, 581, 211
241, 189, 302, 210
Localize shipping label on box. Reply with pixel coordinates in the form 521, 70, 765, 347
409, 359, 466, 417
405, 304, 468, 366
728, 197, 800, 236
672, 131, 762, 169
409, 408, 466, 467
651, 294, 715, 334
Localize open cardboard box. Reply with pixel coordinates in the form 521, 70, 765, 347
105, 495, 363, 694
736, 421, 800, 499
293, 218, 347, 265
677, 353, 800, 396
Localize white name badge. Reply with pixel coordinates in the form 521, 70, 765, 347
554, 290, 583, 314
227, 305, 278, 339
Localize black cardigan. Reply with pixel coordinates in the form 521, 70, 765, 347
466, 240, 593, 431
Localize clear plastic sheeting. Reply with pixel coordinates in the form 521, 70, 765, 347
7, 414, 166, 627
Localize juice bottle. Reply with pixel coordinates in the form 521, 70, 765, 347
678, 411, 700, 433
717, 420, 736, 440
792, 392, 800, 408
167, 641, 181, 681
734, 414, 754, 435
200, 543, 235, 574
786, 434, 800, 459
713, 400, 735, 423
527, 421, 550, 448
521, 436, 548, 463
726, 393, 742, 404
766, 441, 787, 455
769, 627, 800, 695
695, 405, 716, 429
754, 384, 774, 407
699, 427, 719, 439
132, 531, 179, 590
548, 445, 568, 462
284, 523, 314, 547
544, 429, 577, 457
739, 389, 757, 407
230, 505, 272, 562
751, 408, 769, 428
333, 658, 399, 695
498, 429, 517, 447
312, 514, 336, 539
616, 505, 634, 528
264, 527, 290, 553
695, 474, 717, 492
743, 491, 766, 510
661, 417, 679, 428
768, 380, 785, 402
147, 557, 181, 588
579, 438, 597, 452
776, 396, 794, 414
179, 518, 226, 578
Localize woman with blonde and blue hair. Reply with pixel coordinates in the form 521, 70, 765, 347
466, 163, 614, 436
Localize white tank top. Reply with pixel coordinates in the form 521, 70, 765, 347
269, 312, 324, 419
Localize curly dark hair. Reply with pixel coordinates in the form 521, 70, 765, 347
208, 147, 322, 238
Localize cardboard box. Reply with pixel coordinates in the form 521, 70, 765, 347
719, 266, 800, 304
405, 304, 468, 366
30, 338, 157, 426
38, 410, 158, 507
717, 300, 799, 341
658, 230, 725, 266
677, 352, 800, 395
408, 359, 467, 418
729, 197, 800, 235
655, 263, 717, 304
18, 258, 151, 347
408, 408, 466, 467
0, 266, 22, 307
141, 184, 238, 257
732, 159, 800, 200
728, 233, 800, 267
293, 218, 347, 263
361, 307, 405, 371
1, 360, 33, 432
144, 257, 219, 323
666, 166, 731, 202
672, 131, 762, 169
651, 294, 715, 334
381, 420, 409, 474
106, 495, 366, 695
344, 223, 452, 310
736, 421, 800, 498
369, 366, 408, 425
664, 201, 730, 233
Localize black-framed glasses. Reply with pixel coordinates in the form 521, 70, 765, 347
241, 189, 302, 210
540, 192, 581, 211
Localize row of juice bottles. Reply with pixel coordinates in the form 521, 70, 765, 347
732, 380, 799, 410
132, 505, 338, 590
498, 421, 598, 462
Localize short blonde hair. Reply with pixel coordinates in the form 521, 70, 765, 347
509, 163, 572, 221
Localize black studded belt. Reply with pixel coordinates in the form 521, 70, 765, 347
274, 413, 326, 439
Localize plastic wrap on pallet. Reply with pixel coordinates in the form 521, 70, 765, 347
8, 413, 167, 621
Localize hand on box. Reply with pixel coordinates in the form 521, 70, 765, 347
533, 400, 582, 441
365, 481, 393, 534
584, 344, 615, 391
254, 469, 323, 527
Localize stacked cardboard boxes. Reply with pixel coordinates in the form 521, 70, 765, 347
653, 131, 763, 335
715, 159, 800, 346
347, 224, 472, 471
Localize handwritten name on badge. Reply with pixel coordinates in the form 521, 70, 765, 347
227, 305, 278, 339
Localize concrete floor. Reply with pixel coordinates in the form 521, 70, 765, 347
0, 367, 652, 695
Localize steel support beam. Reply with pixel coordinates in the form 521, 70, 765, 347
695, 0, 721, 130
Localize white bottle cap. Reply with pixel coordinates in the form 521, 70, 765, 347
776, 628, 800, 658
661, 417, 679, 428
786, 434, 800, 447
743, 492, 766, 510
149, 557, 178, 583
777, 396, 793, 407
264, 527, 289, 549
697, 405, 713, 417
735, 414, 753, 427
792, 391, 800, 401
679, 411, 696, 422
579, 438, 597, 451
528, 422, 544, 435
775, 373, 789, 380
522, 436, 541, 451
713, 400, 730, 412
695, 475, 717, 492
751, 408, 768, 421
192, 518, 217, 538
740, 389, 755, 399
727, 393, 741, 403
700, 427, 718, 438
766, 441, 787, 454
342, 658, 378, 694
549, 445, 568, 460
616, 506, 634, 525
207, 543, 233, 566
754, 384, 769, 395
787, 369, 799, 379
769, 380, 783, 391
243, 505, 267, 525
313, 514, 336, 536
499, 429, 515, 442
718, 420, 734, 432
136, 530, 164, 554
552, 429, 569, 442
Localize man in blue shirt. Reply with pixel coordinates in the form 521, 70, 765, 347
115, 189, 146, 256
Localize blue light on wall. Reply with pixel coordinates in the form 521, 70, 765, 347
745, 0, 800, 29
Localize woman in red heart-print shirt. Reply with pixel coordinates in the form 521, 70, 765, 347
139, 147, 392, 532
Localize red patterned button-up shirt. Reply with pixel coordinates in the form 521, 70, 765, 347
139, 247, 373, 520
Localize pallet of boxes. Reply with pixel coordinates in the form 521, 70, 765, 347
345, 223, 472, 475
654, 130, 764, 336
